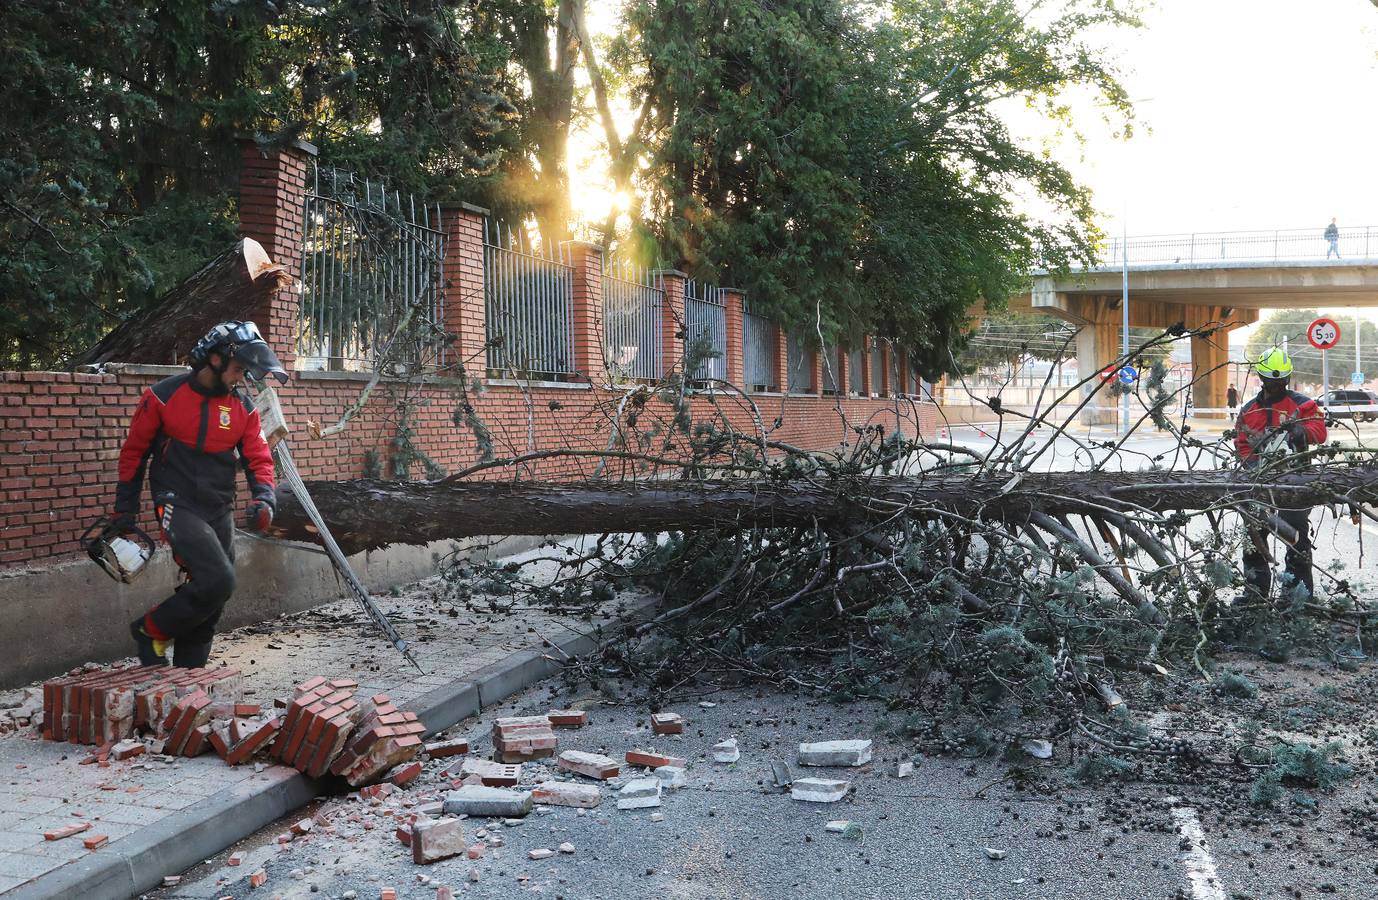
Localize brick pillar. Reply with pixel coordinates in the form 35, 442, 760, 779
654, 270, 688, 376
439, 202, 490, 377
860, 338, 873, 396
722, 288, 745, 387
566, 241, 607, 385
836, 347, 850, 397
238, 137, 318, 372
896, 351, 909, 397
811, 344, 824, 396
773, 326, 789, 393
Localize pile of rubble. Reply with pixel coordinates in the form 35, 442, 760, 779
39, 666, 425, 786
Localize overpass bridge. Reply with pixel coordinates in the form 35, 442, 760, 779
1004, 226, 1378, 419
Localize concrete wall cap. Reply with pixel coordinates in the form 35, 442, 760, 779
649, 269, 688, 279
438, 200, 492, 217
561, 240, 603, 253
235, 133, 319, 157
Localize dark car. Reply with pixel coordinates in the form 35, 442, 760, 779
1318, 388, 1378, 422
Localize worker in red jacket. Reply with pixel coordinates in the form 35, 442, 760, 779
114, 321, 287, 667
1233, 348, 1327, 601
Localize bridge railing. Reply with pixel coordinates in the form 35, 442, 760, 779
1092, 226, 1378, 268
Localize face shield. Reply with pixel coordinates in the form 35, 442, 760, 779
230, 339, 289, 384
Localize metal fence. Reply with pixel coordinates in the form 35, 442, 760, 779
870, 338, 885, 395
847, 347, 863, 395
684, 280, 726, 382
602, 256, 663, 382
1095, 225, 1378, 268
820, 342, 839, 395
298, 163, 447, 372
484, 222, 575, 380
787, 328, 814, 393
742, 301, 779, 391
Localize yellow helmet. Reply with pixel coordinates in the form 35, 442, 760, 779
1255, 347, 1293, 380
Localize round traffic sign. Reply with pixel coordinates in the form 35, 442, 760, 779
1118, 366, 1138, 385
1099, 366, 1118, 381
1307, 317, 1341, 350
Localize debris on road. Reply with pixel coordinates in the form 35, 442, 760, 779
797, 739, 872, 767
712, 738, 740, 762
790, 778, 849, 803
443, 785, 534, 818
532, 781, 602, 808
556, 749, 620, 780
983, 847, 1008, 860
616, 777, 663, 809
650, 712, 683, 734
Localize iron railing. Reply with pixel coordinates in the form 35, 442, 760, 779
787, 328, 814, 393
820, 342, 840, 395
684, 280, 726, 383
484, 222, 575, 380
602, 256, 663, 382
847, 346, 864, 395
870, 338, 886, 395
298, 163, 447, 373
742, 301, 779, 391
1092, 225, 1378, 268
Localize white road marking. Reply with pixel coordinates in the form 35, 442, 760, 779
1168, 800, 1227, 900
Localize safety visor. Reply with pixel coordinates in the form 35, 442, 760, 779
232, 339, 289, 384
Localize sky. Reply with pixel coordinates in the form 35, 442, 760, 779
571, 1, 1378, 346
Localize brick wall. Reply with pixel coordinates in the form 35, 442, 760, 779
0, 138, 937, 571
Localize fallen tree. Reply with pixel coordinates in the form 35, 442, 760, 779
271, 463, 1378, 558
70, 238, 288, 369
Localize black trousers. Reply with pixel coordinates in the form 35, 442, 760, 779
142, 500, 235, 647
1242, 506, 1314, 601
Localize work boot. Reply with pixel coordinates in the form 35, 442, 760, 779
129, 620, 170, 666
172, 640, 213, 669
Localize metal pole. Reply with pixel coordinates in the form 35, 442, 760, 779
1122, 214, 1130, 434
1323, 348, 1329, 412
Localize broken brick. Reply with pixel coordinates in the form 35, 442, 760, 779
82, 834, 109, 849
546, 709, 588, 728
249, 868, 267, 888
650, 712, 683, 735
557, 750, 619, 780
412, 817, 466, 865
387, 761, 423, 787
423, 738, 469, 759
227, 851, 245, 866
44, 822, 91, 841
625, 749, 688, 769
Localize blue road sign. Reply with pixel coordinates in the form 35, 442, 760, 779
1352, 371, 1365, 385
1118, 366, 1138, 385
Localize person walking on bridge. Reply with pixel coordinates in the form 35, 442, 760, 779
1325, 217, 1341, 259
1233, 348, 1327, 602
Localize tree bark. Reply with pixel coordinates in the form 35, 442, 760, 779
70, 238, 288, 368
269, 465, 1378, 557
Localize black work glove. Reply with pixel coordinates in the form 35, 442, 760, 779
245, 499, 274, 533
1286, 422, 1309, 452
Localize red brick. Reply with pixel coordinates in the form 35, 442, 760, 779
547, 709, 588, 728
44, 822, 91, 841
83, 834, 109, 849
424, 738, 469, 759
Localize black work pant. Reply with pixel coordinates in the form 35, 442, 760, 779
1242, 506, 1314, 601
141, 501, 235, 646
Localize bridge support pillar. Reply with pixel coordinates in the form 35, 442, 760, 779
1076, 316, 1121, 425
1190, 334, 1230, 419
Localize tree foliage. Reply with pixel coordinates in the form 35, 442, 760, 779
1245, 309, 1378, 388
616, 0, 1140, 376
0, 0, 515, 369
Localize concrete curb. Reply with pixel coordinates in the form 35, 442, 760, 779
5, 600, 652, 900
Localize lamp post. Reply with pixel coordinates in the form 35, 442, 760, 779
1121, 214, 1130, 434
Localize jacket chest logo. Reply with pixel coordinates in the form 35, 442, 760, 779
217, 405, 233, 430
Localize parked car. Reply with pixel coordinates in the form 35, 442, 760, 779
1318, 388, 1378, 422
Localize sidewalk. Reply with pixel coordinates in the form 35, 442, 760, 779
0, 555, 647, 899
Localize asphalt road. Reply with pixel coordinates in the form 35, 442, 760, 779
149, 664, 1378, 900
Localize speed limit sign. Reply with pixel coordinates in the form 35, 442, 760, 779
1308, 317, 1341, 350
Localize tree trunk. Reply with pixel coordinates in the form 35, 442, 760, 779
70, 238, 288, 369
269, 466, 1378, 557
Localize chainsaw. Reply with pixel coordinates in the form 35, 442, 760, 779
79, 517, 157, 584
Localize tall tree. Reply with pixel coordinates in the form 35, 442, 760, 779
615, 0, 1139, 376
0, 0, 515, 370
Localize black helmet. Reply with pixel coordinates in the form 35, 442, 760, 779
189, 321, 287, 384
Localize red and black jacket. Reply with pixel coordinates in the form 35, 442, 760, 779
115, 372, 275, 519
1234, 389, 1328, 464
